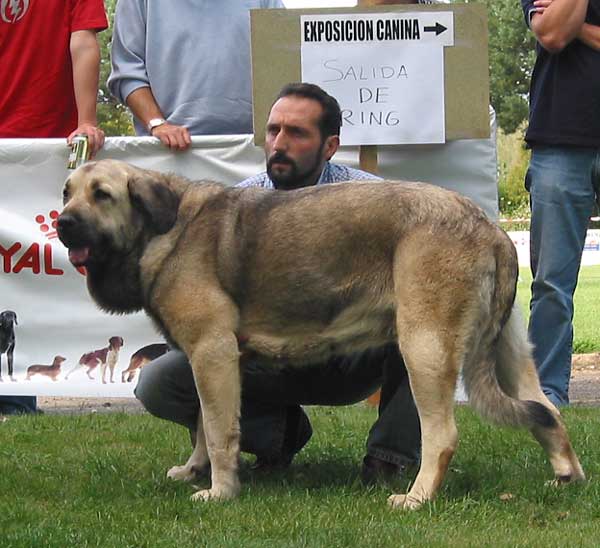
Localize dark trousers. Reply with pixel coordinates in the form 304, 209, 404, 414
135, 344, 421, 465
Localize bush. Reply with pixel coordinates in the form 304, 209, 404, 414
497, 124, 530, 218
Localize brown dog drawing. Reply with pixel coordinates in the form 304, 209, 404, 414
26, 355, 66, 381
121, 343, 169, 383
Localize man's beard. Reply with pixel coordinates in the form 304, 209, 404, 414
266, 149, 324, 190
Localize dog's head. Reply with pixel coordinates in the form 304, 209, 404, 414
109, 336, 124, 350
57, 160, 180, 270
0, 310, 17, 330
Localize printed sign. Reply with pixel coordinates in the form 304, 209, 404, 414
300, 11, 454, 145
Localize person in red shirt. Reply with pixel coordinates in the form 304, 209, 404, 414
0, 0, 108, 155
0, 0, 107, 415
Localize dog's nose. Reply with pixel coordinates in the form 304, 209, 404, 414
57, 214, 79, 235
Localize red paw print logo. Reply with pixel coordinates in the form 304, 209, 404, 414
35, 210, 86, 276
36, 210, 59, 240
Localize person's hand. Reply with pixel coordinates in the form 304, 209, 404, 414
67, 123, 105, 158
151, 122, 192, 151
533, 0, 554, 14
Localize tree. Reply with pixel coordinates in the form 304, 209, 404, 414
454, 0, 537, 133
97, 0, 134, 136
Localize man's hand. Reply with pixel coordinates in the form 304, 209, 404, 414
70, 30, 104, 158
151, 122, 192, 151
68, 123, 105, 158
578, 22, 600, 50
533, 0, 554, 14
126, 87, 192, 151
529, 0, 588, 53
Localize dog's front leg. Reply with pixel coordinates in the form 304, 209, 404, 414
188, 331, 241, 502
166, 409, 209, 483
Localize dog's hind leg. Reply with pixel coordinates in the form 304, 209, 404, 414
492, 305, 585, 483
64, 362, 84, 380
388, 327, 461, 511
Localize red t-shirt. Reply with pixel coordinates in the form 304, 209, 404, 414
0, 0, 108, 137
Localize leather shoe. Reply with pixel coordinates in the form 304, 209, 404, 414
361, 455, 407, 485
250, 453, 293, 471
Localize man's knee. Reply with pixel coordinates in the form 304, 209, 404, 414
134, 363, 167, 415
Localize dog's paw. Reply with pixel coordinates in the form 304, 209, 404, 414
190, 483, 240, 502
387, 493, 424, 511
546, 473, 584, 487
166, 465, 197, 483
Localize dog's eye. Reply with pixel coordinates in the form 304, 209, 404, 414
94, 188, 112, 201
62, 189, 70, 205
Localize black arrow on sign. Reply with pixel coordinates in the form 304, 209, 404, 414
423, 22, 447, 36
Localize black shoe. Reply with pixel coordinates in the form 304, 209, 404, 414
250, 453, 294, 472
361, 455, 407, 485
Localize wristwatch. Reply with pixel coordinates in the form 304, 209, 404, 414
147, 117, 167, 133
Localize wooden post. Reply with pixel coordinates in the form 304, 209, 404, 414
358, 0, 407, 404
354, 1, 414, 175
356, 0, 382, 176
359, 145, 379, 175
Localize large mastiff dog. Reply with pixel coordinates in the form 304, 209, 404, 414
57, 159, 584, 510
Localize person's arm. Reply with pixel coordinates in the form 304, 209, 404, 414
108, 0, 190, 150
529, 0, 589, 52
69, 29, 104, 157
577, 22, 600, 50
126, 87, 191, 151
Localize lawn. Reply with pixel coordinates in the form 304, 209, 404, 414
517, 265, 600, 353
1, 267, 598, 547
1, 405, 599, 547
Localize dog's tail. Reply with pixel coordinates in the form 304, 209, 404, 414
462, 235, 557, 431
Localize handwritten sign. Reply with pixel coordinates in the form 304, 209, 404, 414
300, 12, 454, 145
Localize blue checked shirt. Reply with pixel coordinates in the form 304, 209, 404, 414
236, 161, 381, 189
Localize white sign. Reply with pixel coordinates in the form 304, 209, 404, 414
301, 12, 454, 146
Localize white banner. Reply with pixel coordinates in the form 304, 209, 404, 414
0, 129, 497, 397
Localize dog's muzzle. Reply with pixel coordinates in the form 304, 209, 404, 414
57, 213, 93, 267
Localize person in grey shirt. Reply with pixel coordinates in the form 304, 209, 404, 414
135, 83, 421, 483
108, 0, 284, 150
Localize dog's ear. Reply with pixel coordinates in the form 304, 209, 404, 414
128, 175, 180, 234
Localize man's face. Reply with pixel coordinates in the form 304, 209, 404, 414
265, 96, 339, 189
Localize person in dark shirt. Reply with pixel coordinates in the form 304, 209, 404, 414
520, 0, 600, 406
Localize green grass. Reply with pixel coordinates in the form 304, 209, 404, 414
2, 405, 600, 547
517, 265, 600, 353
1, 267, 598, 546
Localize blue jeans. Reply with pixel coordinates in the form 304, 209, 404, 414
526, 146, 600, 406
